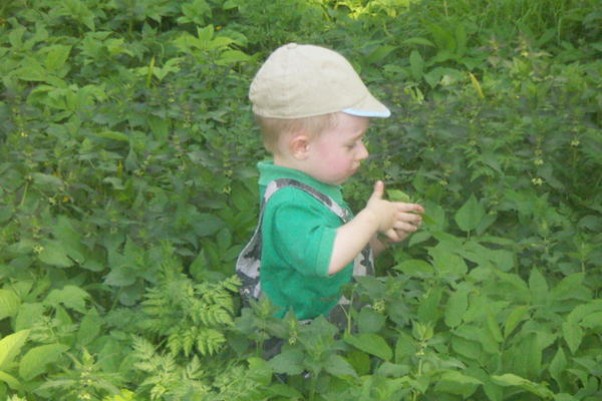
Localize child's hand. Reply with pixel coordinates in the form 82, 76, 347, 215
366, 181, 424, 242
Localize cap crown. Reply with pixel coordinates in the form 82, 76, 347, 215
249, 43, 390, 119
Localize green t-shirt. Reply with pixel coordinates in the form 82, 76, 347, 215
258, 161, 355, 320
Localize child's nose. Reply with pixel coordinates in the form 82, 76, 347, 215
357, 142, 369, 160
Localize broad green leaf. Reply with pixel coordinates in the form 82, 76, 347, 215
0, 289, 20, 320
491, 373, 554, 398
403, 37, 435, 47
0, 330, 30, 370
15, 303, 45, 332
550, 273, 589, 301
430, 246, 468, 281
52, 216, 86, 265
417, 287, 443, 324
366, 45, 396, 64
216, 49, 251, 65
193, 213, 225, 236
394, 332, 416, 363
388, 189, 411, 202
486, 313, 504, 343
268, 349, 304, 375
344, 333, 392, 361
0, 370, 21, 390
77, 308, 102, 347
580, 311, 602, 329
38, 240, 73, 267
96, 130, 130, 142
357, 307, 386, 333
562, 320, 583, 354
15, 59, 47, 82
451, 335, 482, 361
247, 357, 273, 386
454, 194, 486, 233
323, 354, 357, 377
409, 50, 424, 81
549, 347, 567, 385
444, 285, 469, 328
528, 268, 549, 305
435, 371, 482, 398
503, 305, 530, 339
44, 45, 72, 73
19, 343, 69, 380
0, 206, 14, 224
45, 285, 90, 313
32, 173, 64, 190
346, 350, 371, 376
394, 259, 434, 278
375, 361, 410, 377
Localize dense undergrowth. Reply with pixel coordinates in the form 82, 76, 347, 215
1, 0, 601, 400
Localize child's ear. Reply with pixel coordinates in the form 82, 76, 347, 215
290, 134, 310, 159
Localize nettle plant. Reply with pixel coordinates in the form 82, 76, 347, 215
1, 0, 601, 400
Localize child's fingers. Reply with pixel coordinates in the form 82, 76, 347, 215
395, 202, 425, 214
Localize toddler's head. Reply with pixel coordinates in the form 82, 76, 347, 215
249, 43, 390, 154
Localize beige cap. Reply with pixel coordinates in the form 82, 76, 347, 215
249, 43, 391, 119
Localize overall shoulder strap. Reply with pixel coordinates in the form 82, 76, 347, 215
267, 178, 352, 222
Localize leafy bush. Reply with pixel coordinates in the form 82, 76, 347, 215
1, 0, 601, 400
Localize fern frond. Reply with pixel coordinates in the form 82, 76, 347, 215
196, 304, 234, 327
196, 328, 226, 356
131, 336, 157, 362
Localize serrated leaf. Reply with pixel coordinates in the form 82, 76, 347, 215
344, 333, 392, 361
491, 373, 554, 398
19, 343, 69, 380
409, 50, 424, 81
268, 349, 304, 375
403, 37, 436, 47
388, 189, 411, 202
454, 194, 485, 233
528, 268, 548, 305
323, 354, 357, 377
549, 347, 567, 385
0, 370, 22, 390
444, 286, 469, 328
550, 273, 588, 301
394, 259, 434, 278
435, 371, 482, 398
44, 45, 71, 73
562, 320, 582, 354
503, 305, 530, 339
96, 130, 129, 142
76, 308, 102, 347
0, 289, 21, 320
0, 330, 30, 370
580, 311, 602, 329
45, 285, 90, 313
38, 240, 73, 267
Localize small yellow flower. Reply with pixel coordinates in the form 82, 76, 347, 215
531, 177, 543, 186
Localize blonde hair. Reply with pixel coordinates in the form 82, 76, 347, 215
254, 113, 338, 154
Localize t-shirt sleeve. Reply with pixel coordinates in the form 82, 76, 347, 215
266, 189, 339, 277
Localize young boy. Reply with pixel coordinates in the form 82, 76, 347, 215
237, 43, 424, 322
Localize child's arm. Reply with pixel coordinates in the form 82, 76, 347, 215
328, 181, 423, 275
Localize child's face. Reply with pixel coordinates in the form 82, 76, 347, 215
304, 113, 370, 185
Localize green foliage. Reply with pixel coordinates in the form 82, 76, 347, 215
1, 0, 601, 400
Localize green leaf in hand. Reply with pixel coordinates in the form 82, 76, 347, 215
387, 189, 411, 202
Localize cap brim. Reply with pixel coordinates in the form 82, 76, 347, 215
342, 94, 391, 118
342, 107, 391, 118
